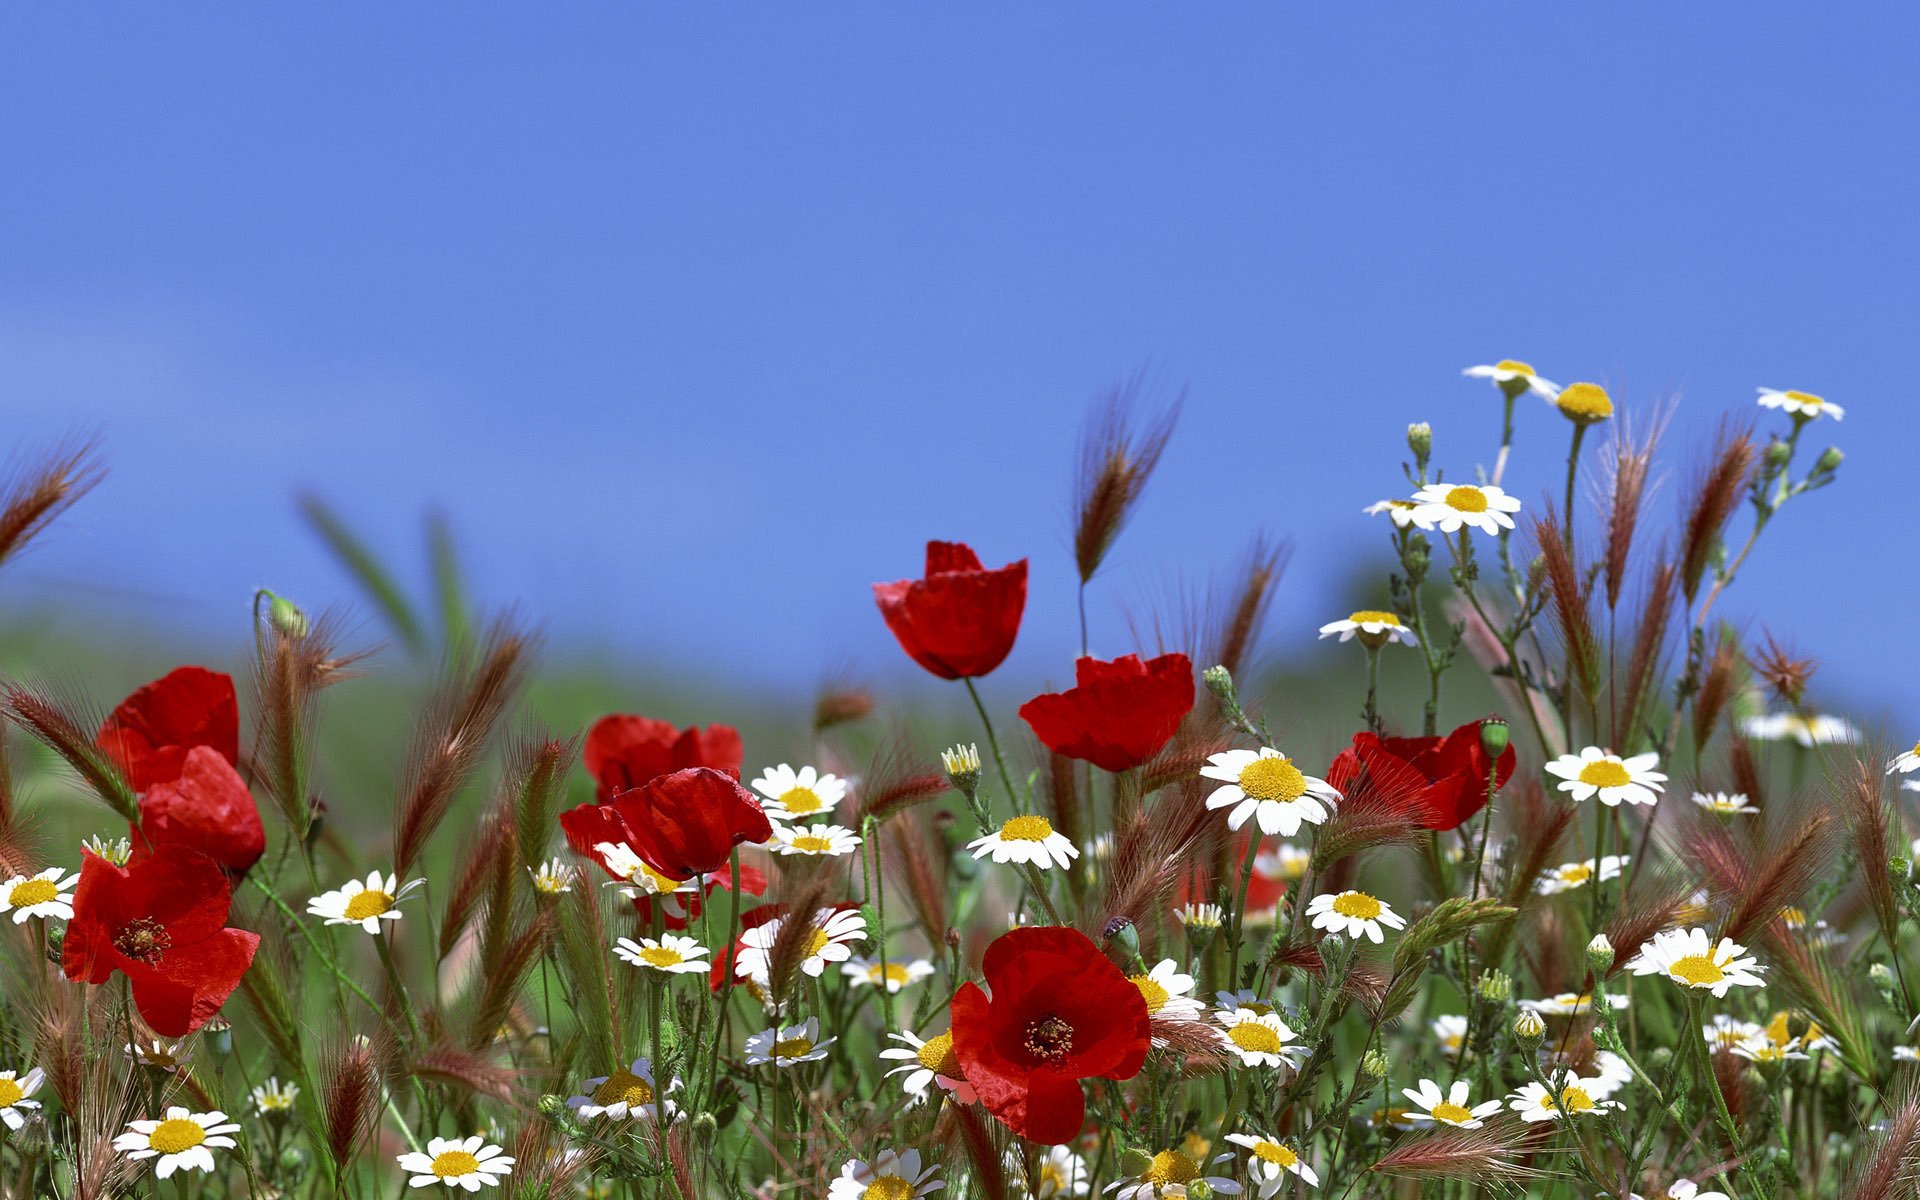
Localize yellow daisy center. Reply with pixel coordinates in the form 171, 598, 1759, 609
915, 1031, 959, 1074
430, 1150, 480, 1179
1331, 892, 1383, 920
590, 1070, 655, 1108
1910, 738, 1919, 757
343, 890, 394, 922
1443, 485, 1489, 514
1348, 610, 1400, 627
773, 1037, 815, 1059
868, 963, 910, 987
805, 928, 832, 957
1556, 864, 1594, 885
790, 835, 836, 854
1000, 815, 1054, 842
864, 1176, 915, 1200
637, 946, 685, 969
1783, 390, 1824, 409
1229, 1022, 1282, 1054
779, 786, 825, 816
1668, 954, 1725, 987
1780, 906, 1806, 928
1252, 1141, 1297, 1168
149, 1118, 207, 1155
9, 879, 58, 907
1238, 756, 1308, 804
1429, 1101, 1474, 1124
1546, 1086, 1595, 1114
1143, 1152, 1200, 1186
0, 1079, 22, 1107
1555, 382, 1613, 421
636, 862, 681, 892
1494, 359, 1535, 375
1132, 975, 1170, 1013
1577, 760, 1631, 789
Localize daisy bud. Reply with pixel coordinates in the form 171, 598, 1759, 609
266, 591, 309, 638
83, 834, 133, 866
537, 1094, 566, 1120
1475, 969, 1511, 1002
1872, 962, 1896, 999
1586, 934, 1615, 973
1892, 854, 1912, 880
690, 1112, 718, 1141
1814, 445, 1844, 474
1362, 1048, 1389, 1078
278, 1146, 309, 1184
941, 744, 982, 800
1765, 438, 1793, 469
1478, 716, 1510, 759
1406, 422, 1432, 469
1202, 664, 1236, 707
1120, 1149, 1156, 1178
1553, 381, 1613, 424
1514, 1010, 1546, 1048
1188, 1183, 1215, 1200
1647, 1047, 1673, 1070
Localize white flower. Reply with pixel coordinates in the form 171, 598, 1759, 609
744, 1016, 835, 1067
1363, 498, 1423, 529
126, 1040, 188, 1071
1544, 747, 1666, 807
0, 1068, 44, 1130
612, 933, 710, 975
750, 763, 847, 821
1104, 1150, 1241, 1200
1213, 989, 1278, 1018
1642, 1182, 1730, 1200
1131, 959, 1204, 1021
397, 1135, 514, 1190
1317, 610, 1417, 648
1431, 1014, 1468, 1059
1587, 1050, 1633, 1099
1536, 855, 1629, 895
1176, 902, 1224, 931
528, 858, 576, 895
249, 1076, 298, 1117
592, 841, 700, 911
1216, 1008, 1305, 1069
842, 956, 936, 993
1692, 791, 1759, 815
1409, 482, 1522, 536
1732, 1035, 1808, 1065
82, 834, 132, 865
1703, 1015, 1766, 1051
1305, 891, 1407, 944
735, 908, 867, 985
880, 1029, 976, 1104
829, 1150, 944, 1200
1200, 748, 1340, 836
306, 870, 425, 934
1464, 359, 1559, 399
1742, 711, 1858, 747
770, 822, 863, 857
1400, 1078, 1501, 1129
1507, 1078, 1620, 1122
1756, 387, 1843, 421
1008, 1145, 1090, 1198
0, 867, 78, 924
1258, 843, 1310, 882
1626, 927, 1766, 997
1888, 740, 1920, 776
967, 816, 1079, 870
1520, 992, 1630, 1017
565, 1058, 676, 1122
114, 1106, 241, 1179
1226, 1132, 1318, 1194
1895, 1045, 1919, 1063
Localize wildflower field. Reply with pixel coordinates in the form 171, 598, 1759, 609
0, 371, 1914, 1200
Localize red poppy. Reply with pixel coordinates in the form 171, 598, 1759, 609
1018, 654, 1194, 773
949, 926, 1151, 1145
582, 715, 743, 803
97, 667, 240, 793
1325, 721, 1516, 832
559, 767, 772, 882
62, 844, 260, 1037
874, 541, 1028, 680
135, 746, 267, 874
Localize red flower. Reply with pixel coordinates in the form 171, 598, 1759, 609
949, 926, 1150, 1145
583, 715, 743, 802
1325, 721, 1516, 832
1018, 654, 1194, 772
559, 767, 772, 882
874, 541, 1028, 679
62, 844, 260, 1037
136, 746, 267, 874
97, 667, 240, 793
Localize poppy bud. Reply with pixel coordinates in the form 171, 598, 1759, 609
1103, 916, 1142, 969
1586, 934, 1614, 974
944, 927, 962, 950
266, 591, 308, 638
1478, 717, 1509, 759
1514, 1010, 1545, 1049
1406, 422, 1432, 468
1475, 969, 1511, 1002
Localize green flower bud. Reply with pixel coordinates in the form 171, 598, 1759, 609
1586, 934, 1615, 974
1514, 1010, 1546, 1048
1475, 969, 1512, 1003
690, 1112, 718, 1141
1362, 1048, 1389, 1078
267, 591, 309, 638
1188, 1183, 1215, 1200
1406, 422, 1432, 465
537, 1094, 566, 1120
1765, 439, 1793, 468
941, 744, 981, 800
1815, 445, 1844, 473
1203, 665, 1236, 707
1119, 1149, 1156, 1179
1479, 717, 1510, 759
1102, 916, 1142, 968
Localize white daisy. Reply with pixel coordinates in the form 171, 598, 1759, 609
82, 834, 132, 865
744, 1016, 835, 1067
0, 1068, 44, 1130
1409, 482, 1522, 537
1431, 1014, 1468, 1059
249, 1076, 298, 1117
565, 1058, 676, 1122
1732, 1035, 1808, 1065
1305, 890, 1407, 944
750, 763, 848, 821
735, 908, 867, 985
0, 867, 78, 923
1008, 1145, 1090, 1198
1626, 927, 1766, 997
771, 822, 863, 857
1131, 959, 1204, 1021
1692, 791, 1759, 815
1507, 1078, 1620, 1122
1535, 855, 1630, 896
1400, 1078, 1501, 1129
397, 1135, 514, 1191
1586, 1050, 1634, 1099
1520, 992, 1631, 1018
113, 1106, 241, 1179
612, 933, 710, 975
829, 1150, 944, 1200
843, 956, 936, 993
1317, 610, 1417, 649
528, 858, 576, 895
1363, 498, 1424, 529
306, 870, 425, 935
1703, 1015, 1766, 1052
1895, 1045, 1919, 1064
1200, 748, 1340, 837
1888, 740, 1920, 776
879, 1029, 976, 1104
1543, 747, 1666, 807
1176, 903, 1224, 931
1226, 1132, 1318, 1194
1258, 843, 1310, 882
1104, 1150, 1241, 1200
1741, 711, 1858, 747
593, 841, 700, 908
1756, 387, 1843, 421
1637, 1182, 1730, 1200
967, 816, 1079, 870
1213, 989, 1278, 1017
1464, 359, 1558, 399
125, 1040, 188, 1071
1216, 1008, 1305, 1069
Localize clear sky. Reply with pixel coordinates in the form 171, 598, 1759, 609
2, 7, 1913, 722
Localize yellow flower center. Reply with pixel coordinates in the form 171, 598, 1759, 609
1347, 610, 1400, 627
1132, 975, 1170, 1013
1331, 892, 1383, 920
0, 1079, 22, 1107
1229, 1022, 1282, 1054
772, 1037, 815, 1059
636, 862, 682, 893
790, 836, 836, 854
864, 1176, 915, 1200
590, 1070, 655, 1108
343, 890, 394, 922
9, 879, 58, 907
1780, 906, 1806, 929
868, 963, 910, 987
1545, 1086, 1595, 1114
149, 1118, 207, 1155
1783, 390, 1824, 409
1668, 954, 1725, 987
1443, 485, 1489, 514
915, 1031, 959, 1074
1000, 815, 1054, 842
1143, 1152, 1200, 1186
637, 946, 685, 969
1494, 359, 1535, 376
1556, 864, 1593, 885
1252, 1141, 1297, 1168
1429, 1101, 1474, 1124
430, 1150, 480, 1179
1577, 760, 1631, 789
805, 928, 832, 957
1910, 738, 1919, 757
779, 786, 825, 816
1238, 756, 1308, 804
1555, 382, 1614, 422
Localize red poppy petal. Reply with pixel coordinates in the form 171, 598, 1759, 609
98, 666, 240, 792
133, 928, 261, 1037
137, 746, 266, 874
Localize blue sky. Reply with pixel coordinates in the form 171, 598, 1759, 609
1, 7, 1913, 722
